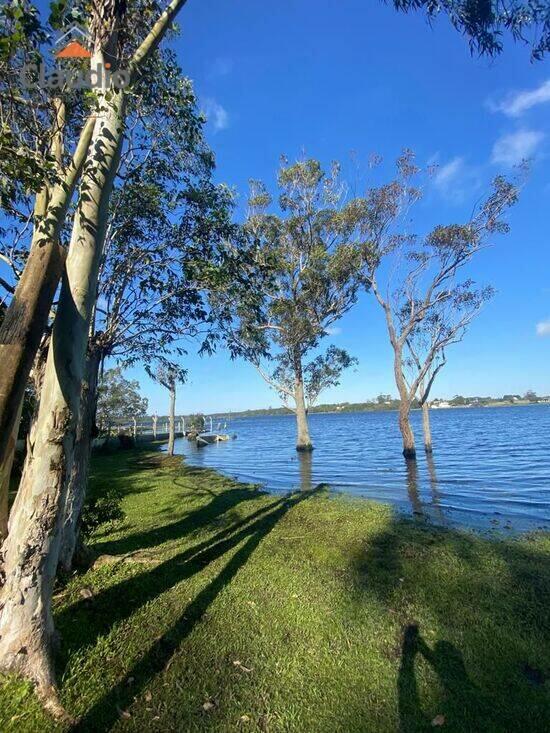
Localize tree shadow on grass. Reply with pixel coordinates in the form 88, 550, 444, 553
92, 484, 265, 556
63, 490, 318, 730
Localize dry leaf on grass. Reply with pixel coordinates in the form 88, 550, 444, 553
233, 660, 253, 673
431, 714, 445, 726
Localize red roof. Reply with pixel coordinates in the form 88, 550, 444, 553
55, 41, 92, 59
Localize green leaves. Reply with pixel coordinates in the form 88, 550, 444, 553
227, 156, 370, 408
389, 0, 550, 60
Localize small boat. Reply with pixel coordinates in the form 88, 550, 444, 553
196, 433, 218, 445
195, 417, 237, 446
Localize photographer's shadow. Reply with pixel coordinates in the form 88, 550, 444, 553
398, 624, 490, 732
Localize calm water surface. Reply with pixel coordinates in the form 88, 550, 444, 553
171, 406, 550, 533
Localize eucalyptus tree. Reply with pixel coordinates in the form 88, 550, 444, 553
0, 1, 96, 501
363, 151, 519, 458
388, 0, 549, 60
0, 0, 199, 708
55, 50, 240, 577
226, 159, 369, 451
153, 362, 184, 456
95, 367, 148, 437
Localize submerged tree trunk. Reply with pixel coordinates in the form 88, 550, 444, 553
393, 346, 416, 460
167, 382, 176, 456
0, 88, 125, 701
398, 400, 416, 459
421, 401, 432, 453
293, 354, 313, 452
58, 348, 101, 575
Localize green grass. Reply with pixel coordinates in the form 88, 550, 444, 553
1, 446, 549, 732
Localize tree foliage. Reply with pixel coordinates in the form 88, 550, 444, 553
363, 150, 520, 410
389, 0, 550, 60
96, 367, 148, 431
225, 158, 370, 411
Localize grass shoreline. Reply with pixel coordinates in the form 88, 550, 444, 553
1, 445, 549, 731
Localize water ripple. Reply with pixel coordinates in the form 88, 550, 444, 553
171, 406, 550, 533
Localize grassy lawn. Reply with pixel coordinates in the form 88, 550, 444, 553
1, 446, 549, 731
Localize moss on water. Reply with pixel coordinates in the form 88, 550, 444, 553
1, 446, 549, 731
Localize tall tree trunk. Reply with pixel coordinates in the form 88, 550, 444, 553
421, 401, 432, 453
0, 184, 52, 544
0, 243, 65, 469
0, 119, 94, 487
393, 346, 416, 459
293, 352, 313, 452
398, 401, 416, 460
58, 348, 101, 575
0, 0, 190, 707
0, 399, 23, 544
2, 336, 50, 545
167, 382, 176, 456
0, 84, 125, 701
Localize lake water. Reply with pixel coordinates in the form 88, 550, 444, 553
171, 405, 550, 533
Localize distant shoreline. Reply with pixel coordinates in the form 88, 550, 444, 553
211, 400, 548, 419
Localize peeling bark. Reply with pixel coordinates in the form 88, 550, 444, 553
0, 84, 124, 699
0, 242, 65, 473
0, 399, 22, 544
0, 0, 192, 705
0, 119, 94, 488
58, 348, 101, 574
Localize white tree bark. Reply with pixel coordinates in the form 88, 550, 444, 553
167, 382, 176, 456
57, 348, 101, 574
294, 375, 313, 452
422, 401, 433, 453
0, 0, 192, 707
0, 83, 125, 701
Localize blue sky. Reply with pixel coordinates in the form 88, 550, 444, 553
17, 0, 550, 413
125, 0, 549, 415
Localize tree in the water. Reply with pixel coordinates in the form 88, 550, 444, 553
363, 151, 519, 459
388, 0, 549, 60
225, 159, 369, 451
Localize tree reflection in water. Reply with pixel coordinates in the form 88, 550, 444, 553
297, 449, 314, 492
